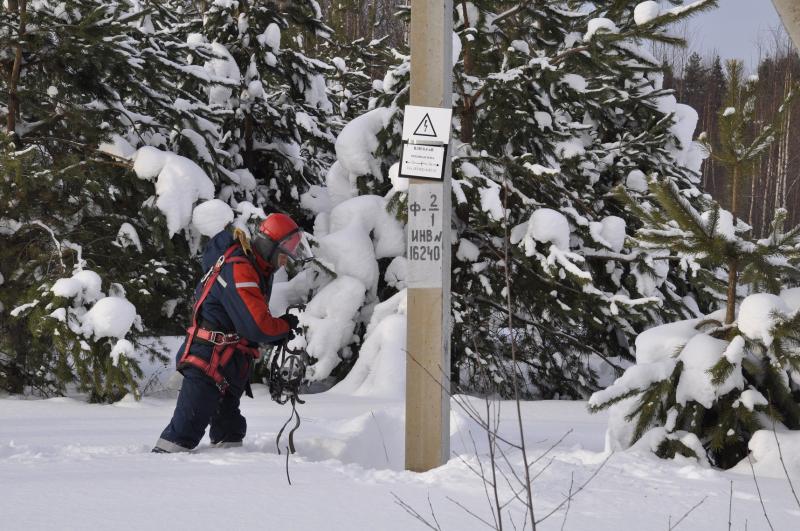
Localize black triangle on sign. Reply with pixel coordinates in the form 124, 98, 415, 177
413, 113, 438, 137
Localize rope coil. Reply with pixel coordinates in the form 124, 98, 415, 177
269, 308, 307, 455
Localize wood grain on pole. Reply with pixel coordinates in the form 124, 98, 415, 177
406, 0, 452, 472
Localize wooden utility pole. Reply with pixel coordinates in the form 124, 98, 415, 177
773, 0, 800, 51
405, 0, 452, 472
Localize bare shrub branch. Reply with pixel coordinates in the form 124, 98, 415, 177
771, 419, 800, 510
534, 453, 613, 525
748, 454, 775, 531
728, 480, 733, 531
392, 492, 442, 531
668, 496, 708, 530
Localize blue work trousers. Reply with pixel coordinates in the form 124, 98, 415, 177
158, 356, 251, 449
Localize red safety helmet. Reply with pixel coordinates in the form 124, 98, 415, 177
251, 213, 313, 266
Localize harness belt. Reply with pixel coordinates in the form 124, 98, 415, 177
178, 244, 261, 394
191, 326, 242, 346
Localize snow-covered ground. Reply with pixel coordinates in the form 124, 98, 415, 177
2, 384, 799, 530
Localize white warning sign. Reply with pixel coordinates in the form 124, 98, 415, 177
400, 105, 453, 181
413, 113, 438, 137
402, 105, 452, 144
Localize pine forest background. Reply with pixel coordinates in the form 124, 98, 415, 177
661, 37, 800, 237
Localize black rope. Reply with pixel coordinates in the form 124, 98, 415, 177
277, 400, 301, 486
276, 399, 298, 455
270, 303, 308, 465
285, 444, 292, 485
287, 399, 301, 454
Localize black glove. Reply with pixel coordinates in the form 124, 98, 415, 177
279, 313, 300, 334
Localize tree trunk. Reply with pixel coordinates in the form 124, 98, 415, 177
6, 0, 27, 145
459, 0, 476, 144
725, 259, 738, 325
780, 70, 792, 209
244, 112, 255, 171
726, 165, 740, 325
367, 0, 378, 41
748, 157, 758, 229
761, 148, 773, 236
730, 163, 740, 221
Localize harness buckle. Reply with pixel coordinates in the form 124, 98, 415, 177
216, 377, 229, 394
208, 330, 239, 345
200, 251, 230, 285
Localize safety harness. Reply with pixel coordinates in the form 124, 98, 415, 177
178, 244, 261, 394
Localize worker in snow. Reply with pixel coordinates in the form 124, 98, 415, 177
153, 213, 311, 453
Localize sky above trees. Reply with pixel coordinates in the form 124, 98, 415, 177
683, 0, 783, 68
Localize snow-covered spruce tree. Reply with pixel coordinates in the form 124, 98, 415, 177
447, 1, 729, 398
590, 62, 800, 468
359, 1, 718, 398
0, 1, 227, 400
180, 0, 337, 219
280, 1, 721, 397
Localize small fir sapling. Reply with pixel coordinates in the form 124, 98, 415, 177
275, 12, 408, 389
590, 61, 800, 468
